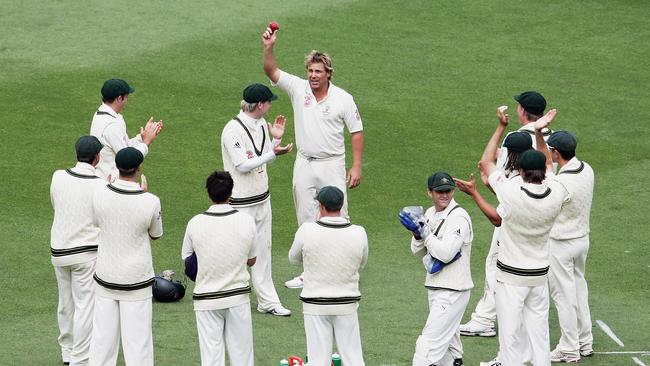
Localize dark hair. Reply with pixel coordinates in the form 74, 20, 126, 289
77, 155, 96, 164
101, 94, 127, 104
521, 169, 546, 184
505, 150, 521, 172
206, 171, 233, 203
118, 167, 138, 178
555, 149, 576, 160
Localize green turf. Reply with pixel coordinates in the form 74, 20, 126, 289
2, 0, 649, 365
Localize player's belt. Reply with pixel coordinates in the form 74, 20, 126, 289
300, 296, 361, 305
51, 245, 98, 257
193, 286, 252, 300
496, 260, 549, 277
93, 274, 155, 291
298, 151, 343, 161
230, 190, 270, 206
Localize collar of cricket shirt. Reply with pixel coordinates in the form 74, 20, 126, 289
71, 162, 98, 176
237, 111, 264, 131
98, 103, 119, 118
206, 203, 235, 213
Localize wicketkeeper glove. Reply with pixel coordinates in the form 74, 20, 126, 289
399, 206, 428, 240
422, 251, 462, 274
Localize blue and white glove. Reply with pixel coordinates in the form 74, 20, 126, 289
423, 251, 462, 274
399, 206, 426, 239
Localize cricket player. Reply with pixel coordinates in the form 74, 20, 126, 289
90, 78, 163, 180
262, 24, 365, 289
401, 172, 473, 366
220, 83, 293, 316
181, 171, 258, 366
457, 109, 567, 366
544, 131, 595, 363
50, 136, 105, 366
288, 186, 368, 366
89, 147, 163, 366
460, 91, 552, 337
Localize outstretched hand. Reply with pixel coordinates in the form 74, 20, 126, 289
453, 174, 478, 196
268, 115, 286, 140
273, 142, 293, 156
496, 105, 509, 126
533, 108, 557, 130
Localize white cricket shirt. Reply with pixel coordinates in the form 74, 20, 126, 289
411, 199, 474, 291
50, 162, 105, 266
551, 158, 594, 240
90, 103, 149, 180
489, 169, 567, 286
221, 111, 273, 206
289, 216, 368, 315
181, 204, 258, 310
92, 179, 163, 300
273, 70, 363, 159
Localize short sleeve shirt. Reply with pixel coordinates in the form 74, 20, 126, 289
273, 70, 363, 158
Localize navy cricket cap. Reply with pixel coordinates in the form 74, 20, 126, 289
428, 172, 456, 192
115, 147, 144, 170
243, 83, 278, 103
101, 79, 135, 100
547, 131, 578, 152
514, 91, 546, 116
316, 186, 345, 211
516, 149, 546, 171
503, 132, 533, 153
75, 135, 103, 160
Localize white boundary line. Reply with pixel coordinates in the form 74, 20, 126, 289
595, 351, 650, 355
633, 357, 647, 366
596, 319, 625, 347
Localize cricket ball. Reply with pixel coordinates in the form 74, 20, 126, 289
269, 21, 280, 33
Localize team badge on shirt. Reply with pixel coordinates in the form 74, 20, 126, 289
323, 105, 330, 115
304, 95, 312, 107
246, 150, 254, 159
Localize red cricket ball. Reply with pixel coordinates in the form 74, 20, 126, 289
269, 21, 280, 33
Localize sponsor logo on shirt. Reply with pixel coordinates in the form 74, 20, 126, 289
304, 95, 312, 107
234, 142, 241, 149
246, 150, 254, 159
354, 109, 361, 121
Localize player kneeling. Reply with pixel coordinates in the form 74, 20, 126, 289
400, 172, 474, 366
181, 171, 258, 366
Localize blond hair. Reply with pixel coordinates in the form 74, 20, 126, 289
304, 50, 334, 75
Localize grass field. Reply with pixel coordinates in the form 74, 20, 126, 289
1, 0, 649, 365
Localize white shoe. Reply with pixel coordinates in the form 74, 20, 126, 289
579, 345, 593, 357
479, 356, 501, 366
257, 304, 291, 317
550, 348, 580, 363
459, 320, 497, 337
284, 276, 304, 289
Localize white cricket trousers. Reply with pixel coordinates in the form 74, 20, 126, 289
468, 227, 499, 328
413, 289, 469, 366
54, 260, 96, 366
236, 201, 282, 310
495, 281, 550, 366
89, 296, 153, 366
293, 153, 348, 226
195, 302, 254, 366
304, 311, 365, 366
549, 236, 592, 355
